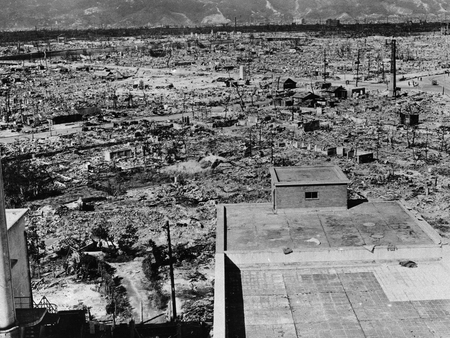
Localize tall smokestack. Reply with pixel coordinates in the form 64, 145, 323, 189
390, 39, 396, 97
0, 157, 17, 332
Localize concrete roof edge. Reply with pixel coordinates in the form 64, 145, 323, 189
216, 204, 226, 254
271, 165, 350, 184
6, 208, 29, 215
217, 202, 272, 207
6, 208, 29, 230
225, 243, 441, 255
269, 167, 278, 184
397, 200, 442, 245
213, 253, 226, 338
331, 165, 350, 181
274, 181, 349, 186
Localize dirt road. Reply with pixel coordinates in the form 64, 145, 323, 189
110, 260, 166, 324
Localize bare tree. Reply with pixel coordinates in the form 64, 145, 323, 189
165, 49, 173, 68
405, 125, 416, 148
249, 86, 258, 107
439, 125, 447, 152
234, 84, 246, 113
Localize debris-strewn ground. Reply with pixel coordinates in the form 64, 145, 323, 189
4, 28, 450, 323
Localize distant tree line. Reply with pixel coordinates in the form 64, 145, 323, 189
0, 22, 442, 44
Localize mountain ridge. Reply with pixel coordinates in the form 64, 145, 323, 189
1, 0, 449, 30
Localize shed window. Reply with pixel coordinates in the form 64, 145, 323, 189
305, 192, 319, 200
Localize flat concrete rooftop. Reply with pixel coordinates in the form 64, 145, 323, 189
215, 198, 448, 338
226, 260, 450, 338
270, 165, 349, 185
221, 201, 436, 252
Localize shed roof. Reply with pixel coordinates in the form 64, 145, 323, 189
283, 78, 297, 84
293, 91, 321, 100
270, 165, 349, 186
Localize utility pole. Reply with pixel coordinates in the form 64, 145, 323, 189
165, 221, 177, 322
182, 92, 186, 118
191, 91, 195, 119
248, 126, 252, 157
323, 49, 327, 82
270, 129, 274, 164
376, 120, 381, 161
390, 39, 397, 97
259, 124, 262, 148
355, 49, 360, 87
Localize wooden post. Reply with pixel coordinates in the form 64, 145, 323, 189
166, 221, 177, 321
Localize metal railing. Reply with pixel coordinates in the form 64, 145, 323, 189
15, 296, 33, 309
33, 296, 58, 314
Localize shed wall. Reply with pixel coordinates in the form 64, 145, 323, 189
274, 184, 347, 209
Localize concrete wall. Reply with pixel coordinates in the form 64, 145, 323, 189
226, 244, 444, 266
214, 205, 226, 338
7, 214, 31, 301
357, 153, 374, 164
213, 253, 226, 338
274, 184, 347, 209
326, 147, 337, 156
104, 149, 133, 162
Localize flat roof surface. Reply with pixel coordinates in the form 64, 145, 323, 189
223, 201, 434, 251
271, 166, 349, 184
6, 208, 28, 230
226, 261, 450, 338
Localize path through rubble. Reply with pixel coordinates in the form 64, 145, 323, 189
110, 260, 166, 324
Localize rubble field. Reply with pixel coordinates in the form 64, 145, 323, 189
2, 28, 450, 324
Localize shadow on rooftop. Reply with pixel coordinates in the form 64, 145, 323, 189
225, 256, 246, 338
347, 198, 368, 209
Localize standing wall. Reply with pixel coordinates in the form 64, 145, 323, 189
274, 184, 347, 209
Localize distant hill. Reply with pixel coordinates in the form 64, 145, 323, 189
1, 0, 449, 30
